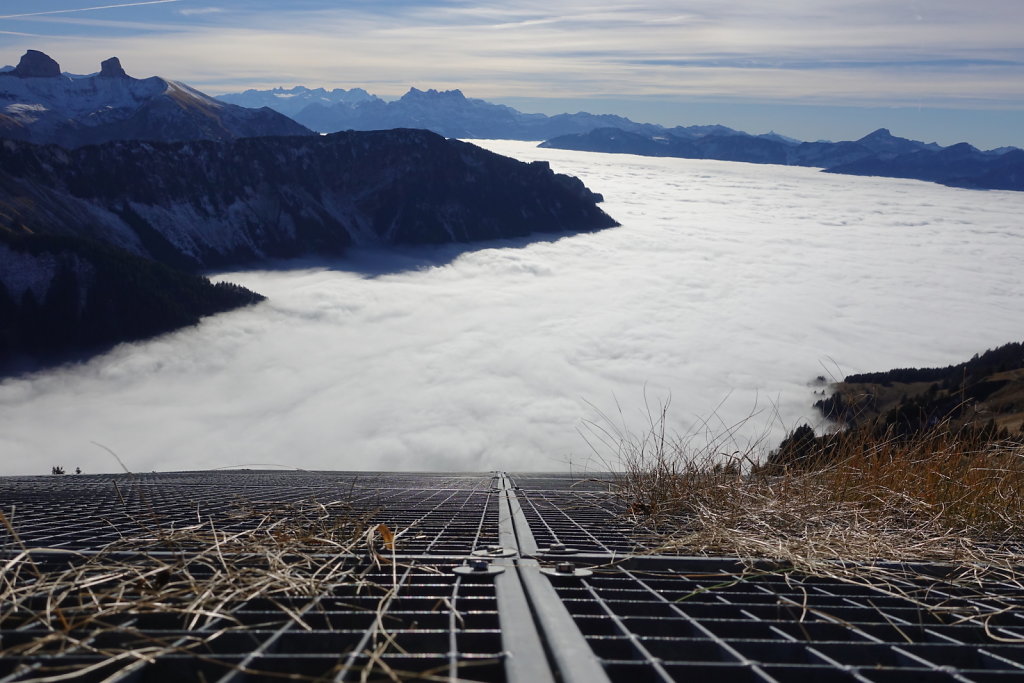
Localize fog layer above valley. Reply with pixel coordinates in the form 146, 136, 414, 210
2, 142, 1021, 475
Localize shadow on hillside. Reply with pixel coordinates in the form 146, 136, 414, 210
212, 230, 588, 279
2, 229, 603, 380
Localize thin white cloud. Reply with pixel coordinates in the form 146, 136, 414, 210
16, 15, 194, 32
0, 0, 180, 20
179, 7, 224, 16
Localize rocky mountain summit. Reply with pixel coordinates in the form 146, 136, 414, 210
0, 50, 311, 148
8, 49, 62, 78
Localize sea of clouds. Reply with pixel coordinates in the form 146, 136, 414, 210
1, 141, 1021, 476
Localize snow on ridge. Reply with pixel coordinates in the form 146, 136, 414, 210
0, 73, 171, 124
0, 244, 57, 301
166, 80, 224, 108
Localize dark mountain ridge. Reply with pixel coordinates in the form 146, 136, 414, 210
0, 129, 616, 272
0, 129, 615, 372
826, 144, 1024, 190
541, 127, 1024, 191
766, 342, 1024, 471
0, 229, 264, 376
815, 342, 1024, 436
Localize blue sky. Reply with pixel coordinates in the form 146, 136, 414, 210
2, 0, 1022, 148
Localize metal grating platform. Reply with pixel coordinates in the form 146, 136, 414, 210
2, 471, 1024, 682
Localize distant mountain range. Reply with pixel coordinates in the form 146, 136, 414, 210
541, 126, 943, 164
218, 83, 1022, 191
218, 84, 815, 146
827, 142, 1024, 191
218, 85, 675, 140
541, 127, 1024, 191
0, 50, 311, 148
216, 85, 377, 118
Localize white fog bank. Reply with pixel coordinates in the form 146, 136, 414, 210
1, 141, 1021, 475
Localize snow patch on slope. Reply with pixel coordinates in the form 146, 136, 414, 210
127, 194, 298, 261
0, 243, 97, 310
0, 244, 57, 301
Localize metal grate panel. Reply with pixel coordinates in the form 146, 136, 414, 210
510, 482, 654, 554
547, 560, 1024, 682
0, 472, 500, 555
1, 560, 505, 681
3, 471, 1024, 682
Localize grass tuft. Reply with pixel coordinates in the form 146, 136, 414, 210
0, 498, 439, 681
601, 407, 1024, 635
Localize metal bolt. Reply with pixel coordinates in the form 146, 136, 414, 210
470, 559, 490, 572
555, 561, 574, 574
550, 543, 567, 552
487, 545, 504, 553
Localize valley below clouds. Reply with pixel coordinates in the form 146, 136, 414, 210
2, 141, 1021, 475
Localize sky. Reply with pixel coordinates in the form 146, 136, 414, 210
1, 143, 1022, 476
1, 1, 1023, 148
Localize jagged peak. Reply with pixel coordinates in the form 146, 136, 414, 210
860, 128, 894, 140
401, 87, 466, 101
11, 50, 61, 78
272, 85, 319, 94
99, 57, 128, 78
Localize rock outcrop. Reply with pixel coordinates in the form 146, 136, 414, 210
8, 50, 61, 78
99, 57, 128, 79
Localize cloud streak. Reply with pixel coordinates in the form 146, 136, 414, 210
0, 0, 180, 20
179, 7, 224, 16
1, 142, 1022, 476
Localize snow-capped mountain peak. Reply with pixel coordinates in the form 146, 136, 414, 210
0, 50, 311, 148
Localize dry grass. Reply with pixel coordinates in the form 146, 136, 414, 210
0, 498, 442, 682
597, 407, 1024, 636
